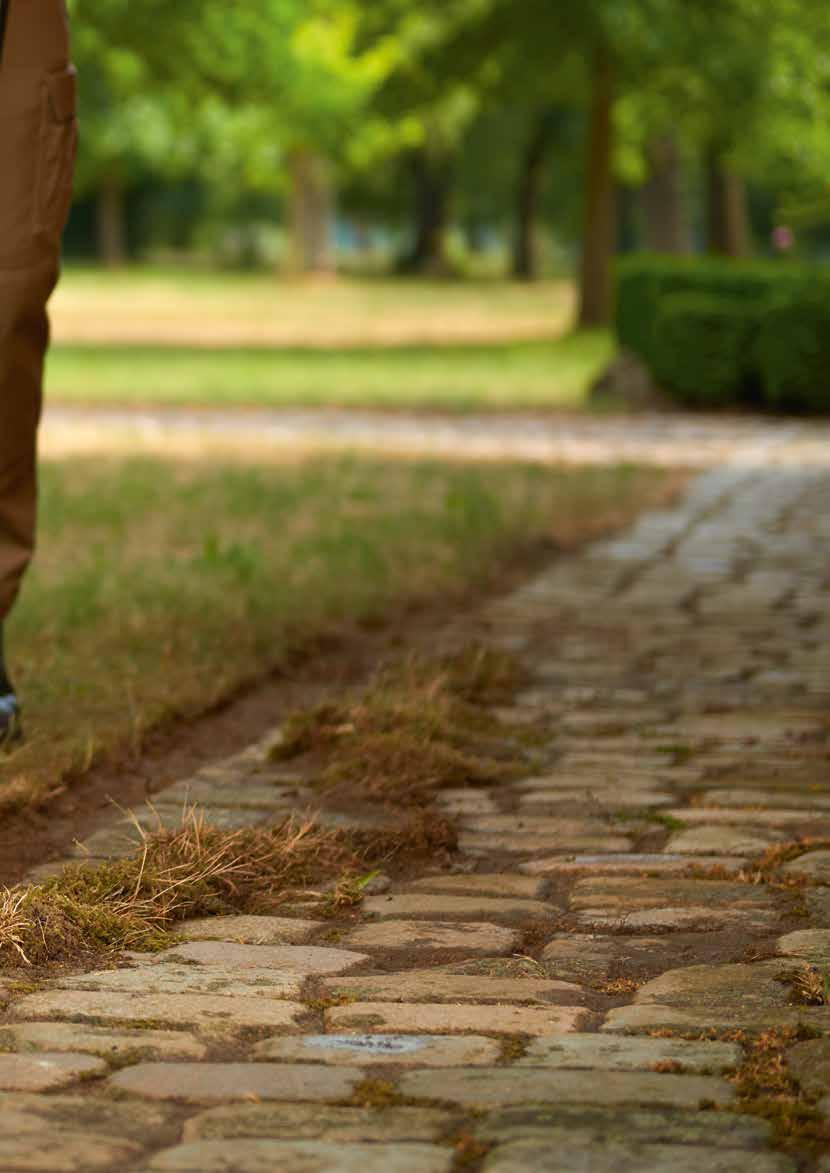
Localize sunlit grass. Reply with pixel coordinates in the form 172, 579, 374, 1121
1, 454, 681, 814
46, 334, 612, 412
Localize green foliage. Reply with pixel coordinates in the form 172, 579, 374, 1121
756, 282, 830, 412
651, 294, 759, 407
618, 254, 830, 412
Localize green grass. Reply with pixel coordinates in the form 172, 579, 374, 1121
46, 334, 612, 412
1, 454, 680, 814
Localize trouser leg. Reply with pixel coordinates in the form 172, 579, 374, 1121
0, 0, 75, 622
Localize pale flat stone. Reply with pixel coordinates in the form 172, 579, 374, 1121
0, 1094, 170, 1140
0, 1052, 105, 1091
130, 804, 271, 831
57, 964, 304, 1000
701, 788, 830, 811
149, 941, 368, 975
435, 791, 498, 816
542, 935, 681, 984
602, 960, 830, 1034
362, 894, 555, 922
481, 1138, 795, 1173
12, 991, 306, 1031
666, 807, 827, 828
577, 906, 777, 932
519, 789, 672, 811
786, 1038, 830, 1094
666, 826, 782, 856
177, 915, 323, 945
518, 1035, 741, 1073
0, 1022, 207, 1061
0, 1134, 143, 1171
782, 851, 830, 882
158, 779, 300, 810
603, 1003, 830, 1035
461, 815, 622, 835
407, 874, 546, 899
342, 920, 520, 957
184, 1103, 454, 1144
321, 971, 580, 1005
256, 1033, 502, 1066
327, 1003, 587, 1037
147, 1140, 453, 1173
569, 876, 774, 913
473, 1103, 772, 1148
523, 854, 747, 876
112, 1062, 362, 1103
398, 1067, 732, 1109
460, 833, 633, 856
777, 929, 830, 966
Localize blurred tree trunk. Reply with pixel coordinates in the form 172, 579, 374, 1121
512, 109, 556, 281
578, 48, 615, 328
641, 134, 692, 254
285, 148, 335, 275
399, 148, 453, 275
97, 174, 127, 268
705, 147, 749, 257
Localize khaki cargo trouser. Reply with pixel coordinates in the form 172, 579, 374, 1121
0, 0, 76, 621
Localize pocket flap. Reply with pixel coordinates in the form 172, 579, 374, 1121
46, 66, 77, 123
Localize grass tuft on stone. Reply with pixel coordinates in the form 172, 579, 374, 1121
0, 809, 444, 968
272, 647, 527, 807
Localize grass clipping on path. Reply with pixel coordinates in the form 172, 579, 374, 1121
0, 808, 462, 968
271, 644, 530, 806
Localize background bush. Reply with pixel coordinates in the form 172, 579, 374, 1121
616, 256, 828, 412
650, 295, 760, 407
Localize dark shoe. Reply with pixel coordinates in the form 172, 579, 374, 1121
0, 692, 21, 748
0, 626, 21, 747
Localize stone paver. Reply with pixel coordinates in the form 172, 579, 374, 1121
782, 851, 830, 882
8, 451, 830, 1169
145, 1140, 453, 1172
0, 1053, 106, 1092
0, 1022, 208, 1061
176, 915, 323, 944
517, 1035, 742, 1073
406, 874, 545, 898
361, 893, 556, 922
12, 991, 307, 1031
341, 920, 520, 956
111, 1062, 362, 1103
320, 970, 581, 1003
183, 1104, 454, 1143
480, 1139, 795, 1173
327, 1003, 587, 1036
398, 1067, 733, 1109
256, 1033, 502, 1066
148, 941, 369, 974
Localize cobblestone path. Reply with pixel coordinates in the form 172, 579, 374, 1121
41, 404, 830, 467
4, 451, 830, 1171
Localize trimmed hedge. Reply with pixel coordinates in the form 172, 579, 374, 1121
651, 295, 759, 408
756, 283, 830, 413
616, 255, 829, 412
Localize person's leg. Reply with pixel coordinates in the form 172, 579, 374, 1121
0, 0, 77, 740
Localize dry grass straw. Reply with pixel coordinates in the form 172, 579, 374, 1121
272, 644, 528, 806
0, 806, 454, 969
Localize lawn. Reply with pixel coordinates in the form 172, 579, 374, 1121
45, 267, 612, 412
46, 334, 612, 412
1, 455, 681, 815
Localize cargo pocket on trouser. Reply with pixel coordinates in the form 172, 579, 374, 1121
33, 64, 77, 252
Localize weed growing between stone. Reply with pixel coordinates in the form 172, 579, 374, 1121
726, 1027, 830, 1153
272, 645, 530, 807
